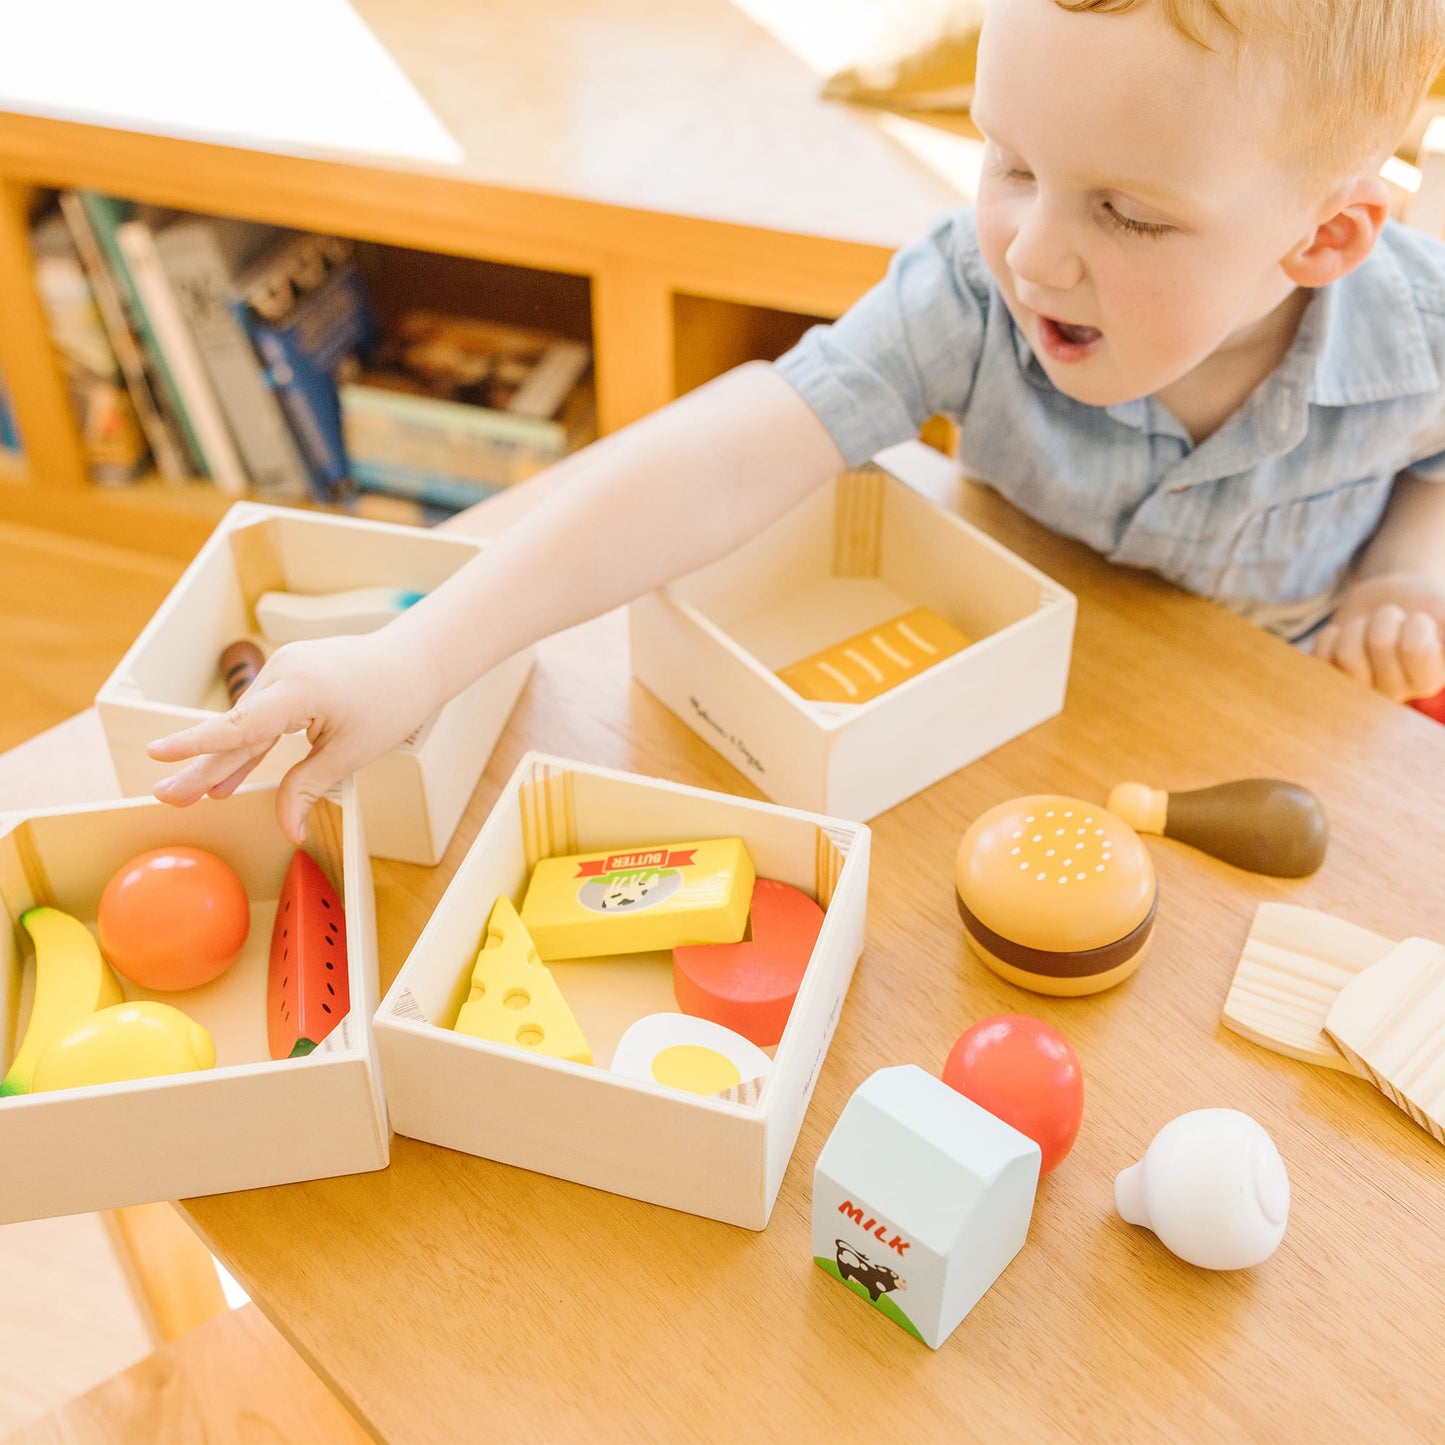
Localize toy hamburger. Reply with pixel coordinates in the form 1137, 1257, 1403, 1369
955, 794, 1157, 996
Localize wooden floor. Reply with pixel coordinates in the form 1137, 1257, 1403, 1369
0, 522, 184, 1436
0, 520, 185, 752
0, 1216, 154, 1437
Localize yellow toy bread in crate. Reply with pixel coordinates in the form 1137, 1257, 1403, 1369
519, 837, 755, 960
777, 606, 970, 704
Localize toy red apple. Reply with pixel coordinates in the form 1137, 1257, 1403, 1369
942, 1013, 1084, 1175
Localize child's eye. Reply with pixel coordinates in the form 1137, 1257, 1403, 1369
1102, 201, 1173, 239
985, 150, 1034, 184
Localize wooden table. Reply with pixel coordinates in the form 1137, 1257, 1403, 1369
7, 472, 1445, 1442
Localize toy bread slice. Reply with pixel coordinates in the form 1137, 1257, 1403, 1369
1324, 937, 1445, 1144
455, 896, 591, 1065
1220, 903, 1396, 1072
255, 586, 424, 644
520, 838, 754, 961
777, 606, 969, 704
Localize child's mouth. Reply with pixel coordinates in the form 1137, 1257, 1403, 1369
1038, 315, 1103, 361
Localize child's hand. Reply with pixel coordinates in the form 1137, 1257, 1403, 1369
146, 629, 443, 845
1312, 574, 1445, 701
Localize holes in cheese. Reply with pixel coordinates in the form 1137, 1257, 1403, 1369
454, 896, 592, 1065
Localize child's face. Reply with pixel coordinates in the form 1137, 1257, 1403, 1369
972, 0, 1324, 409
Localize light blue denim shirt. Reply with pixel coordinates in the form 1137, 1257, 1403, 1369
774, 212, 1445, 639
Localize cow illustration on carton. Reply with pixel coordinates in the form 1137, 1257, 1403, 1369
834, 1240, 907, 1302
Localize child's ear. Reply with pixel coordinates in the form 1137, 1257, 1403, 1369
1281, 175, 1390, 287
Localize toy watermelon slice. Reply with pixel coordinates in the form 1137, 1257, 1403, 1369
268, 849, 349, 1060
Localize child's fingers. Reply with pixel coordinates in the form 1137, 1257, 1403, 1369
1364, 605, 1410, 699
146, 717, 247, 764
1321, 615, 1372, 686
203, 752, 272, 802
1400, 611, 1445, 699
1311, 623, 1341, 665
152, 742, 269, 807
276, 752, 353, 847
146, 677, 301, 764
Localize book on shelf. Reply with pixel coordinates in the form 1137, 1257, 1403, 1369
230, 233, 378, 502
73, 193, 207, 479
56, 192, 189, 484
0, 375, 20, 454
30, 209, 149, 487
116, 212, 252, 496
339, 311, 594, 508
150, 214, 314, 500
347, 490, 458, 529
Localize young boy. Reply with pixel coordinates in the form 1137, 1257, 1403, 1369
150, 0, 1445, 844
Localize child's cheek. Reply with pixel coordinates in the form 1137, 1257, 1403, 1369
974, 194, 1014, 296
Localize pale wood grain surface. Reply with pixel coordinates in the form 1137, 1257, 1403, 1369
0, 1215, 151, 1439
4, 1304, 372, 1445
6, 478, 1445, 1440
0, 522, 184, 753
161, 481, 1445, 1444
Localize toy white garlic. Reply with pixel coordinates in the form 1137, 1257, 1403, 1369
1114, 1108, 1289, 1269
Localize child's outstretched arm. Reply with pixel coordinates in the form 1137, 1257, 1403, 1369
146, 362, 846, 843
1312, 471, 1445, 700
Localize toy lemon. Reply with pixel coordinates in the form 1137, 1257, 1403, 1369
31, 1001, 216, 1092
955, 794, 1157, 996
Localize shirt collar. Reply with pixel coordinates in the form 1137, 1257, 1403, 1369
1304, 227, 1440, 405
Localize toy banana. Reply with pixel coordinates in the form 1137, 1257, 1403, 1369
31, 1001, 216, 1093
1, 907, 124, 1096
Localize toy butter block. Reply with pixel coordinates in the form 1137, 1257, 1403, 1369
454, 896, 591, 1065
673, 878, 824, 1046
813, 1065, 1041, 1349
1325, 937, 1445, 1144
519, 837, 754, 961
1221, 903, 1397, 1072
776, 606, 970, 704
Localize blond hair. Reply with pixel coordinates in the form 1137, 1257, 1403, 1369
1053, 0, 1445, 178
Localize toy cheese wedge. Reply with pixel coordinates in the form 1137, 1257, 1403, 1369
455, 896, 591, 1065
519, 838, 755, 960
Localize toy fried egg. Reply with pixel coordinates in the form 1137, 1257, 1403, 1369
611, 1014, 771, 1104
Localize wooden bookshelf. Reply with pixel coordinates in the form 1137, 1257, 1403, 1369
0, 0, 975, 560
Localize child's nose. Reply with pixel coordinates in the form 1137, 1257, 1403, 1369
1005, 206, 1084, 293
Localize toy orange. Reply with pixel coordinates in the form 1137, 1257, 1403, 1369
954, 794, 1156, 996
98, 846, 250, 991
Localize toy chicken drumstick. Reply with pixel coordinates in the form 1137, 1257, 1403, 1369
1105, 778, 1327, 878
218, 640, 265, 704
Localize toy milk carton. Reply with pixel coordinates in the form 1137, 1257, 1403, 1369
813, 1065, 1041, 1349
